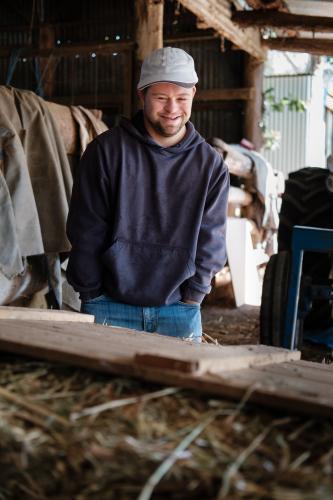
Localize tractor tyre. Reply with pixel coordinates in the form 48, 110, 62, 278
260, 251, 290, 346
278, 167, 333, 329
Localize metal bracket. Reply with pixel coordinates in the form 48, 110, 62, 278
283, 226, 333, 350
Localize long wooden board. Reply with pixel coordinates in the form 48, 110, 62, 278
0, 306, 94, 323
0, 319, 331, 418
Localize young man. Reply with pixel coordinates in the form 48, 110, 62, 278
66, 47, 229, 342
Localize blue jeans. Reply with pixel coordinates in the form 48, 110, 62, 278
81, 294, 202, 342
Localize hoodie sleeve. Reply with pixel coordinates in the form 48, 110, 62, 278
182, 158, 230, 303
66, 139, 111, 299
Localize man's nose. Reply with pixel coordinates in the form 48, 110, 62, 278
164, 99, 178, 113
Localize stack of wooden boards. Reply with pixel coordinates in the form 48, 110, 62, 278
0, 307, 332, 419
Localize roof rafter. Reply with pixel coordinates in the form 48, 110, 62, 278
263, 37, 333, 55
232, 9, 333, 33
178, 0, 266, 60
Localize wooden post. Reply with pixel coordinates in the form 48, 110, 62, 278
135, 0, 164, 63
123, 50, 133, 118
134, 0, 164, 111
38, 23, 56, 99
244, 54, 264, 151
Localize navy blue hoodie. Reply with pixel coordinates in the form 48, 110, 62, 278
66, 111, 229, 306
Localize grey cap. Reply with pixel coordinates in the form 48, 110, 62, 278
137, 47, 198, 90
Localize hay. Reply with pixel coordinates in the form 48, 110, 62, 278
0, 350, 332, 500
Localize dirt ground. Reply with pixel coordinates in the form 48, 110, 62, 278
202, 303, 260, 346
201, 301, 333, 364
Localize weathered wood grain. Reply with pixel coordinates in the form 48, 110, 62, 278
0, 319, 331, 418
0, 306, 94, 323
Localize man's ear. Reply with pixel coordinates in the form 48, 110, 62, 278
192, 86, 197, 98
137, 89, 145, 107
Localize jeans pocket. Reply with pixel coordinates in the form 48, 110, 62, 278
83, 294, 106, 304
178, 301, 200, 308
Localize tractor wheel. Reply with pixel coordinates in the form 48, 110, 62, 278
278, 167, 333, 250
260, 251, 290, 346
277, 167, 333, 329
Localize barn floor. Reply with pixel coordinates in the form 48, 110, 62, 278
202, 302, 333, 364
0, 304, 332, 499
202, 303, 259, 346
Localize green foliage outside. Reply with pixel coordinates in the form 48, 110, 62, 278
261, 87, 306, 150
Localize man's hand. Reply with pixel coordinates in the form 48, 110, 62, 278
182, 300, 200, 305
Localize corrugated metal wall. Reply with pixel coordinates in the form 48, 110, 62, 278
172, 39, 244, 89
263, 75, 312, 176
170, 38, 244, 140
0, 0, 244, 142
46, 0, 133, 43
53, 52, 127, 100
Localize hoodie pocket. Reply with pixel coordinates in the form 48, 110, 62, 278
101, 238, 194, 306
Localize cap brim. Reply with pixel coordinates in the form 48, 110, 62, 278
137, 80, 196, 90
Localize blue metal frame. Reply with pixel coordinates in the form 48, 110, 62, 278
283, 226, 333, 350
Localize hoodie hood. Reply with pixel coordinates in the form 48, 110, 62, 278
67, 107, 229, 307
119, 110, 205, 156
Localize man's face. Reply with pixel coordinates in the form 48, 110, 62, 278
138, 82, 196, 138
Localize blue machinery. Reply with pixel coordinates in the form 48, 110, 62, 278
283, 226, 333, 350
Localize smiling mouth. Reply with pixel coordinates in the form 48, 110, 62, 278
161, 115, 181, 122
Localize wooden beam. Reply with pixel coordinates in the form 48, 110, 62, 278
178, 0, 266, 61
193, 100, 243, 111
196, 87, 254, 102
135, 0, 164, 63
50, 93, 124, 107
134, 0, 164, 111
263, 37, 333, 56
0, 41, 134, 58
232, 10, 333, 33
164, 32, 218, 44
246, 0, 285, 9
244, 55, 264, 150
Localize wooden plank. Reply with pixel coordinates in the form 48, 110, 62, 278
0, 319, 299, 372
200, 369, 333, 419
253, 361, 333, 386
0, 307, 94, 323
0, 41, 134, 58
0, 319, 332, 419
232, 10, 333, 33
196, 88, 254, 102
211, 364, 333, 404
293, 359, 333, 372
134, 344, 299, 374
263, 38, 333, 56
178, 0, 266, 61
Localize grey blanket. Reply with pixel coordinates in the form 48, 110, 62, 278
0, 86, 73, 277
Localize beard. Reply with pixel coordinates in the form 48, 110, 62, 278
145, 114, 187, 137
